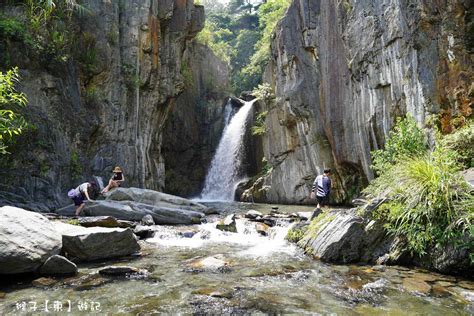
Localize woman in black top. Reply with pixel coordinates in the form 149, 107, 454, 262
101, 166, 125, 194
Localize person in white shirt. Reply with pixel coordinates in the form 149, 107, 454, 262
311, 169, 332, 209
69, 182, 94, 216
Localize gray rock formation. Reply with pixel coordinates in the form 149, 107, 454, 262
249, 0, 473, 204
83, 200, 204, 225
163, 42, 231, 197
0, 0, 205, 211
0, 206, 62, 274
106, 187, 209, 213
78, 216, 124, 228
216, 214, 237, 233
133, 225, 156, 239
99, 266, 147, 276
141, 214, 155, 226
291, 206, 472, 275
39, 255, 78, 276
53, 222, 140, 262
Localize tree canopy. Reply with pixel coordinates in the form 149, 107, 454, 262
196, 0, 291, 94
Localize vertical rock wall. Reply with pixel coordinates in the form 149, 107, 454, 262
162, 42, 230, 197
0, 0, 204, 211
252, 0, 473, 204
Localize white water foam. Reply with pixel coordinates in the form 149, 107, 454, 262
147, 218, 297, 258
200, 99, 256, 201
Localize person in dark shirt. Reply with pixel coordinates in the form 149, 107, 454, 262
101, 166, 125, 194
311, 168, 332, 209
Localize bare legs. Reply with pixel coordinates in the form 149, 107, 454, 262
75, 203, 85, 216
101, 179, 118, 194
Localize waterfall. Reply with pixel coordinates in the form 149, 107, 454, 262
200, 99, 256, 200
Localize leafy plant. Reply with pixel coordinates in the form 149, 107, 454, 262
441, 121, 474, 168
0, 67, 28, 154
371, 115, 427, 175
365, 145, 473, 257
251, 110, 268, 136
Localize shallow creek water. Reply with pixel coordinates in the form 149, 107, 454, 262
0, 202, 473, 315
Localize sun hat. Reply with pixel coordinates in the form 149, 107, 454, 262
113, 166, 122, 173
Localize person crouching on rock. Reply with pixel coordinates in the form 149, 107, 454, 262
101, 166, 125, 194
312, 168, 332, 209
69, 182, 95, 216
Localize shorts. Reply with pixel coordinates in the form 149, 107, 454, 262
316, 195, 328, 206
72, 194, 85, 206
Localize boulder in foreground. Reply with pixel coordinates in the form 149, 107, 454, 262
0, 206, 62, 274
53, 222, 140, 262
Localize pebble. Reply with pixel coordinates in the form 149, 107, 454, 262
32, 277, 57, 287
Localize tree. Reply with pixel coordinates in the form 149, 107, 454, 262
0, 67, 28, 154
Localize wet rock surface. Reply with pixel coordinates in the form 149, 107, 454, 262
39, 255, 77, 276
216, 214, 237, 233
98, 266, 147, 277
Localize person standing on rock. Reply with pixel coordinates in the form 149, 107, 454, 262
69, 182, 95, 216
101, 166, 125, 194
312, 168, 331, 209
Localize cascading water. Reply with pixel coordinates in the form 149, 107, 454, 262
200, 99, 256, 200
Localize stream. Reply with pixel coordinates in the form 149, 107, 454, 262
0, 202, 473, 315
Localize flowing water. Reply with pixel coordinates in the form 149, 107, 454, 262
0, 203, 473, 315
201, 100, 256, 201
0, 203, 474, 315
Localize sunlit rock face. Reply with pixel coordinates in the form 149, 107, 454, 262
253, 0, 473, 204
0, 0, 204, 210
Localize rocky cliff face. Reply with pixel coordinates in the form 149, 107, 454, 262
0, 0, 204, 211
162, 42, 230, 197
250, 0, 473, 204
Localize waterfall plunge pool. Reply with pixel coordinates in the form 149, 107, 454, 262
0, 202, 472, 315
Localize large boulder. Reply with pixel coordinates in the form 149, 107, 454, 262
105, 187, 210, 214
82, 200, 204, 225
0, 206, 62, 274
297, 210, 366, 263
53, 222, 140, 262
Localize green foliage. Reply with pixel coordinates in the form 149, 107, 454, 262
66, 219, 80, 225
0, 16, 29, 41
69, 151, 82, 180
196, 20, 234, 65
253, 83, 275, 103
77, 31, 99, 75
441, 121, 474, 168
365, 145, 473, 257
238, 0, 291, 90
286, 224, 308, 243
196, 0, 289, 93
371, 115, 427, 175
84, 85, 101, 104
251, 110, 268, 136
0, 67, 28, 154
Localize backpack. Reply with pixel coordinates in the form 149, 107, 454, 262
67, 188, 79, 198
